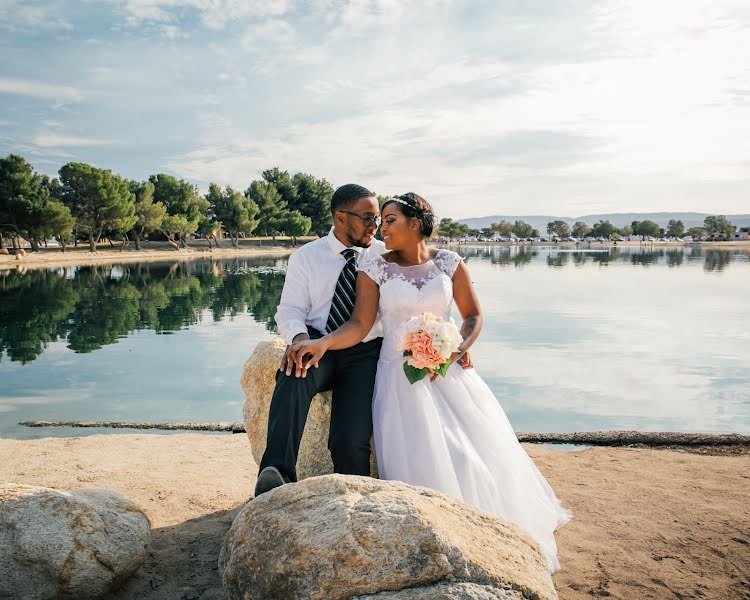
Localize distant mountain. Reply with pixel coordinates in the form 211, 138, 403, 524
458, 213, 750, 231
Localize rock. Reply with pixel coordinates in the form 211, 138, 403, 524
0, 483, 151, 599
241, 340, 377, 480
0, 247, 9, 255
219, 475, 556, 600
354, 582, 525, 598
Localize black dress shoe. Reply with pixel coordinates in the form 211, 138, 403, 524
254, 466, 287, 497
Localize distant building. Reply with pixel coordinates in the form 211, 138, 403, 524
707, 231, 748, 241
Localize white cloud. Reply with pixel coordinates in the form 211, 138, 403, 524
122, 0, 289, 29
217, 72, 248, 88
31, 133, 115, 148
122, 0, 173, 25
0, 1, 73, 32
0, 78, 83, 101
160, 24, 182, 39
2, 0, 750, 216
241, 17, 296, 51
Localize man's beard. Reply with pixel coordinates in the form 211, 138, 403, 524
347, 230, 373, 248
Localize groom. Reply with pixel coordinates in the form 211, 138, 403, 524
254, 184, 386, 497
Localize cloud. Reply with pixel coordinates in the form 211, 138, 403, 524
0, 78, 83, 101
0, 1, 73, 32
122, 0, 290, 29
241, 17, 296, 51
2, 0, 749, 216
31, 133, 115, 148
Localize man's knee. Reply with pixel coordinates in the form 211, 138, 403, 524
272, 369, 319, 400
329, 438, 371, 475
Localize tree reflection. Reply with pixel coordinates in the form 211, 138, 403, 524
666, 250, 684, 268
591, 251, 616, 265
546, 253, 569, 267
0, 270, 79, 363
629, 250, 661, 266
0, 259, 285, 363
571, 252, 589, 267
703, 250, 732, 272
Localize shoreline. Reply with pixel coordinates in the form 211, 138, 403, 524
2, 238, 748, 271
1, 433, 747, 599
16, 421, 750, 452
0, 241, 300, 270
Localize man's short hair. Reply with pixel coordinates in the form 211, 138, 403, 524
330, 184, 374, 214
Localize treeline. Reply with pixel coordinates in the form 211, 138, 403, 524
439, 215, 741, 241
543, 216, 738, 240
437, 218, 542, 241
0, 154, 335, 253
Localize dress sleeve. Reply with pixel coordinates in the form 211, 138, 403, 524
357, 254, 385, 286
435, 249, 463, 278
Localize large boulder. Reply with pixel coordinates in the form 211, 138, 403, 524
241, 340, 377, 480
0, 484, 151, 600
354, 583, 531, 599
219, 475, 556, 600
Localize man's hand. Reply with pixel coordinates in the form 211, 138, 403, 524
280, 333, 310, 377
288, 338, 330, 378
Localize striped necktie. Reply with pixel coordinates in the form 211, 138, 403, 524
326, 248, 357, 333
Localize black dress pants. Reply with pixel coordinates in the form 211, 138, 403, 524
259, 328, 382, 482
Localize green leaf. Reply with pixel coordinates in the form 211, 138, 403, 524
403, 362, 428, 384
435, 359, 452, 378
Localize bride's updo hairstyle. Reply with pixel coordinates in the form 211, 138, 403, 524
382, 193, 436, 239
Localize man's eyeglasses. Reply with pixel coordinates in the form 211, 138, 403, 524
338, 210, 381, 228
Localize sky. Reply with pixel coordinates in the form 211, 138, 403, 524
1, 0, 749, 220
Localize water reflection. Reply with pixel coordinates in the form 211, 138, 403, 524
0, 259, 285, 364
457, 245, 748, 272
1, 247, 749, 437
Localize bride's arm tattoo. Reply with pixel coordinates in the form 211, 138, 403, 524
458, 315, 481, 352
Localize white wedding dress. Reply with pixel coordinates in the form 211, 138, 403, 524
359, 249, 571, 573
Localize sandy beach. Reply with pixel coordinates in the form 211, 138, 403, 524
1, 434, 748, 599
3, 239, 748, 272
0, 240, 300, 271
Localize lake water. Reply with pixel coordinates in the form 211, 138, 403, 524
1, 245, 748, 439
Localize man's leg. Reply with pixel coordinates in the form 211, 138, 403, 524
328, 337, 382, 475
258, 340, 335, 484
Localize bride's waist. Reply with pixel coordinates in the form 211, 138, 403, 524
378, 337, 404, 362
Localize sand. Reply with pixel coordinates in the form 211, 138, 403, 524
3, 239, 748, 272
0, 241, 298, 271
1, 434, 748, 599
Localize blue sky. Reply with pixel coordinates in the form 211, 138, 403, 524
1, 0, 749, 219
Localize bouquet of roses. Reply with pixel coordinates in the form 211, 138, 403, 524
398, 312, 463, 384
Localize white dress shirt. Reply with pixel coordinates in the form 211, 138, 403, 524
275, 229, 385, 345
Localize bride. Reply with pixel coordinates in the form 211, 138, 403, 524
288, 193, 571, 572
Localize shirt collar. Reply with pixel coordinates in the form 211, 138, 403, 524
327, 227, 364, 256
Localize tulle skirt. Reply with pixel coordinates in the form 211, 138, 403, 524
372, 357, 572, 573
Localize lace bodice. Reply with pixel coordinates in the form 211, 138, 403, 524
359, 249, 463, 360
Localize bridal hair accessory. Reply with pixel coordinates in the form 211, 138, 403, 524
385, 196, 434, 216
398, 312, 462, 384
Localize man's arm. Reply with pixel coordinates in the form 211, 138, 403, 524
275, 251, 312, 346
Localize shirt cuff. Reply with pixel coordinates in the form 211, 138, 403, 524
284, 325, 309, 346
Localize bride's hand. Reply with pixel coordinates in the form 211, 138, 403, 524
428, 350, 473, 382
288, 338, 329, 378
455, 350, 473, 370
